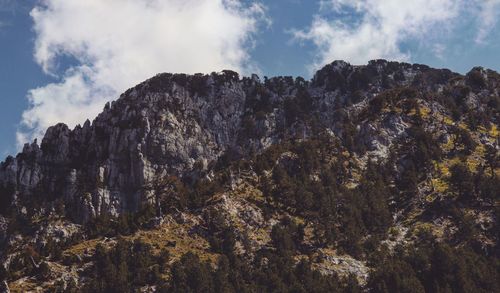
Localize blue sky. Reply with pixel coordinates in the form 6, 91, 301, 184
1, 0, 499, 157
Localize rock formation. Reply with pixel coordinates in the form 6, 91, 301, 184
1, 60, 480, 223
0, 60, 498, 292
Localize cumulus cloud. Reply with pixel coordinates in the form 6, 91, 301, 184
18, 0, 267, 146
295, 0, 500, 71
294, 0, 462, 70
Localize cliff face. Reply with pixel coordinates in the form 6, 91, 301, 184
0, 60, 499, 292
0, 60, 471, 223
1, 71, 249, 222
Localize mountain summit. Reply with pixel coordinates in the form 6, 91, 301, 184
0, 60, 498, 292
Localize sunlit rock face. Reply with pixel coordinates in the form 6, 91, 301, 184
0, 60, 496, 223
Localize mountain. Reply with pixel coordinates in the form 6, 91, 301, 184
0, 60, 498, 292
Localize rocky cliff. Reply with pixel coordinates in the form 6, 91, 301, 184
0, 60, 498, 292
0, 60, 473, 222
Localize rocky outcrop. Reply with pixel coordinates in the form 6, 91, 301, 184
0, 60, 498, 292
0, 60, 496, 223
0, 216, 7, 245
0, 281, 9, 293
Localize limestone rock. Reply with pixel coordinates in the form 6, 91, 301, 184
0, 60, 493, 225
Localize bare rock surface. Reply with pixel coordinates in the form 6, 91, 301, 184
0, 60, 468, 223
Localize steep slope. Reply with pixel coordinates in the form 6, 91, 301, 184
0, 60, 498, 292
0, 60, 469, 222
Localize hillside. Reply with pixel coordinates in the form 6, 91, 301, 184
0, 60, 498, 292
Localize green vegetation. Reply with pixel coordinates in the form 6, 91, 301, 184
82, 238, 168, 293
255, 135, 392, 257
368, 242, 499, 293
81, 222, 361, 293
86, 204, 157, 238
1, 61, 499, 292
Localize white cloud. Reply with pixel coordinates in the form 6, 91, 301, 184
319, 0, 364, 12
294, 0, 462, 69
17, 66, 111, 145
476, 0, 500, 44
294, 0, 498, 71
432, 43, 447, 60
18, 0, 267, 147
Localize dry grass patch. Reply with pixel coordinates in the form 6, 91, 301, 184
127, 221, 218, 264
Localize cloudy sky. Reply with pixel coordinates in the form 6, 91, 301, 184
1, 0, 499, 156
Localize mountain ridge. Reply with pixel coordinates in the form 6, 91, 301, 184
0, 59, 498, 292
2, 59, 492, 223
